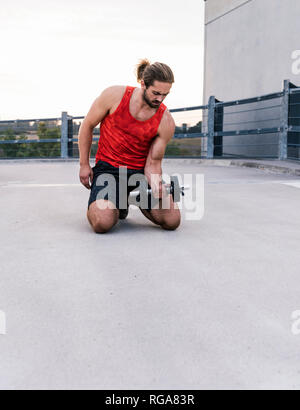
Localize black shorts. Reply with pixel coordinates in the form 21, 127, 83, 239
88, 160, 154, 211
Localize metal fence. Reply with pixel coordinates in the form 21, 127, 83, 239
0, 117, 62, 159
1, 79, 299, 161
288, 83, 300, 161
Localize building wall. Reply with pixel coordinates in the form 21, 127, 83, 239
204, 0, 300, 102
205, 0, 248, 25
203, 0, 300, 158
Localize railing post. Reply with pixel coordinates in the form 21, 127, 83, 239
61, 111, 68, 159
214, 99, 224, 157
207, 96, 216, 159
68, 116, 73, 158
279, 80, 290, 160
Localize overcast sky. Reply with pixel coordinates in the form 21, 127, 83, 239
0, 0, 205, 120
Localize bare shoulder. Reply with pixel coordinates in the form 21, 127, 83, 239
84, 86, 127, 128
89, 85, 127, 118
163, 109, 176, 128
99, 85, 126, 106
158, 109, 176, 141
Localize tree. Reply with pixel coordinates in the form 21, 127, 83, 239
0, 128, 18, 158
0, 124, 61, 158
35, 122, 61, 157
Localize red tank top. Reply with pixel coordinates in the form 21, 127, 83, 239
95, 86, 167, 169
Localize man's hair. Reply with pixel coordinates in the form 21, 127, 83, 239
136, 59, 175, 87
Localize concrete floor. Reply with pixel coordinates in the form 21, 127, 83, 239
0, 159, 300, 390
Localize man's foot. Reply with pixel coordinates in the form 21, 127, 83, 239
119, 208, 129, 220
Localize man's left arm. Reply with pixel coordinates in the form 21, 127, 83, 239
144, 112, 176, 198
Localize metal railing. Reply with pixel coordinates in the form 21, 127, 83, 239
0, 79, 299, 161
67, 106, 208, 159
287, 83, 300, 161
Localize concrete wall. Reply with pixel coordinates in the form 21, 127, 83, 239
203, 0, 300, 158
203, 0, 300, 102
205, 0, 249, 25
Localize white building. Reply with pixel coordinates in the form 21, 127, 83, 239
203, 0, 300, 159
203, 0, 300, 102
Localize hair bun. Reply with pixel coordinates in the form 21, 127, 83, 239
136, 59, 151, 83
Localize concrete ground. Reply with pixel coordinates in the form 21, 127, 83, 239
0, 159, 300, 390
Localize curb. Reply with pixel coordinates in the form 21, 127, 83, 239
0, 158, 78, 164
229, 160, 300, 177
1, 157, 300, 177
163, 158, 300, 176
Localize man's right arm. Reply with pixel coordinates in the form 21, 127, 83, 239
78, 86, 124, 189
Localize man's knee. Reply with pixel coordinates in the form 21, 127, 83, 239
161, 220, 181, 231
161, 214, 181, 231
93, 221, 116, 234
87, 202, 119, 234
90, 214, 119, 233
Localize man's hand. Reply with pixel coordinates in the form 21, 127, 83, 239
144, 113, 175, 199
145, 172, 161, 199
152, 181, 163, 199
80, 164, 93, 190
146, 172, 170, 200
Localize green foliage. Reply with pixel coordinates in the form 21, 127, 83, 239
175, 120, 202, 135
165, 137, 202, 157
188, 120, 202, 134
165, 143, 181, 156
0, 128, 18, 157
35, 122, 61, 157
0, 124, 61, 158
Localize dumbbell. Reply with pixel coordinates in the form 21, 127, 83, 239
129, 176, 189, 203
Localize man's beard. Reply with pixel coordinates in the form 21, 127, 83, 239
143, 90, 161, 109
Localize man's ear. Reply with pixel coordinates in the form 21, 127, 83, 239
140, 80, 146, 90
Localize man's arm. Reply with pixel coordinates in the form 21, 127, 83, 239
78, 86, 124, 189
144, 111, 176, 198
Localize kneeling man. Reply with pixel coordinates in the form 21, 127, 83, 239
79, 59, 181, 233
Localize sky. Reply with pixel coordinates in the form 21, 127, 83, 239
0, 0, 205, 121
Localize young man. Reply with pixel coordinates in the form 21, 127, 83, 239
79, 60, 181, 234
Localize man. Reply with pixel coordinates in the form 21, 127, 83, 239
78, 60, 181, 233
